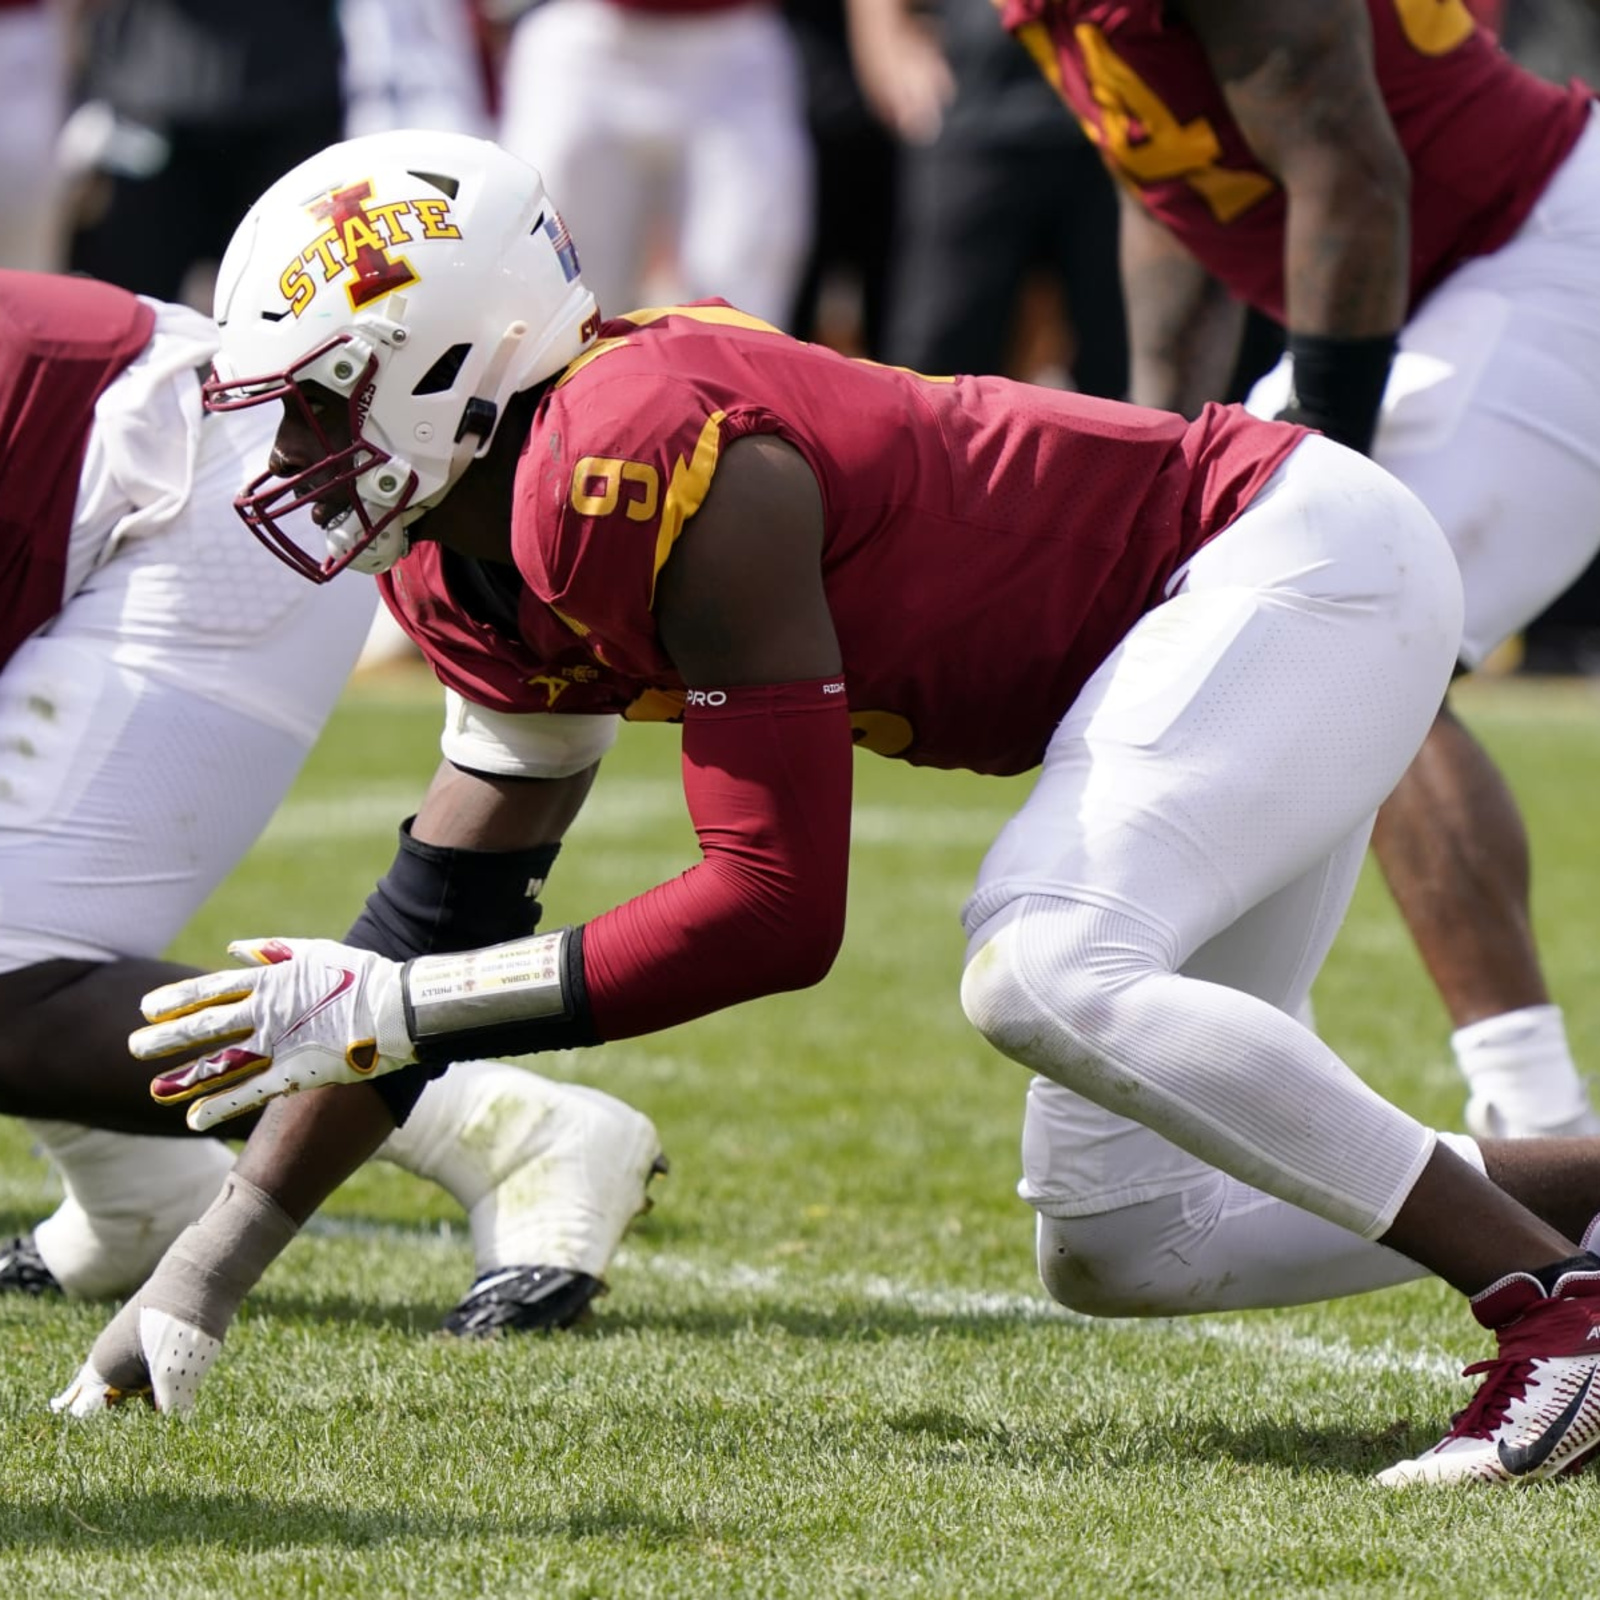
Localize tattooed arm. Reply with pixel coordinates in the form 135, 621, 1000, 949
1178, 0, 1408, 449
1181, 0, 1409, 338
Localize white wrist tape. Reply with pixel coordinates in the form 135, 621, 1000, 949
403, 928, 593, 1061
123, 1174, 298, 1343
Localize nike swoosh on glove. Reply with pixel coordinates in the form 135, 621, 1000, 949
51, 1299, 221, 1418
132, 937, 417, 1131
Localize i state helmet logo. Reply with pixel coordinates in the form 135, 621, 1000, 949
277, 179, 463, 317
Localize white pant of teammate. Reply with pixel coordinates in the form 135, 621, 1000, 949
498, 0, 812, 329
0, 311, 374, 1295
959, 435, 1469, 1317
1, 307, 660, 1298
1249, 107, 1600, 670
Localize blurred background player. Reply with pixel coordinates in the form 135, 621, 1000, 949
847, 0, 1126, 394
0, 268, 662, 1331
781, 0, 899, 357
488, 0, 813, 326
0, 0, 68, 271
1003, 0, 1600, 1142
339, 0, 492, 140
1501, 0, 1600, 673
58, 1, 346, 306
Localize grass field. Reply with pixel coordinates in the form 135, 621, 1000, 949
5, 668, 1600, 1598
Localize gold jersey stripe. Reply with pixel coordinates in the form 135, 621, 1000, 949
651, 412, 726, 605
555, 302, 785, 389
619, 304, 784, 335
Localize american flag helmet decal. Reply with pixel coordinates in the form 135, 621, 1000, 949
542, 210, 581, 282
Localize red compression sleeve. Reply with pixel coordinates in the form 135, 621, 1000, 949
581, 678, 853, 1040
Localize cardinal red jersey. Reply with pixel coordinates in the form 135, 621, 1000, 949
380, 538, 662, 721
0, 271, 155, 667
390, 304, 1302, 777
1000, 0, 1593, 322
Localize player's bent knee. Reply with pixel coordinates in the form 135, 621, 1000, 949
1037, 1216, 1129, 1317
1036, 1202, 1205, 1318
960, 911, 1123, 1085
961, 916, 1057, 1054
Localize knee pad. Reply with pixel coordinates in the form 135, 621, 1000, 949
960, 900, 1166, 1090
1037, 1168, 1441, 1317
961, 908, 1072, 1065
1035, 1201, 1191, 1319
960, 918, 1025, 1053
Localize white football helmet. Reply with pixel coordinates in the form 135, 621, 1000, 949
204, 129, 600, 582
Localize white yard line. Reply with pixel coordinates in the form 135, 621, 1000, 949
624, 1249, 1462, 1381
300, 1215, 1460, 1382
256, 778, 1003, 849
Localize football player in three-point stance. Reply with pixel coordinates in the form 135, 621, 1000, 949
0, 269, 663, 1338
1002, 0, 1600, 1156
51, 129, 1600, 1488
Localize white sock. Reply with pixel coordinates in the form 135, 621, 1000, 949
1454, 1004, 1597, 1137
378, 1060, 662, 1278
25, 1121, 236, 1298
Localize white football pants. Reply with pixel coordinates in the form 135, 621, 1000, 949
959, 435, 1464, 1315
339, 0, 492, 139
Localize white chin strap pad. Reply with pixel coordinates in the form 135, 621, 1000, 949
336, 518, 411, 574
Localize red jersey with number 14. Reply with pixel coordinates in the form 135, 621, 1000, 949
384, 304, 1303, 777
1001, 0, 1593, 321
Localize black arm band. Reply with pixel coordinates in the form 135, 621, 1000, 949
344, 818, 560, 961
343, 820, 563, 1122
1276, 331, 1399, 456
404, 924, 601, 1068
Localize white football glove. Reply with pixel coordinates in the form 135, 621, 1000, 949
51, 1300, 221, 1418
133, 936, 417, 1131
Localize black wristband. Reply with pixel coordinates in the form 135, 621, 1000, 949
344, 818, 560, 961
1276, 331, 1398, 456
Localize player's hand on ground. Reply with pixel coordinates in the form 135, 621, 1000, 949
53, 1174, 297, 1421
51, 1294, 221, 1419
133, 936, 417, 1131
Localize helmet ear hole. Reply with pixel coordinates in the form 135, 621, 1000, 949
454, 396, 498, 444
413, 343, 473, 396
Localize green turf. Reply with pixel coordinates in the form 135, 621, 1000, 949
5, 670, 1600, 1597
